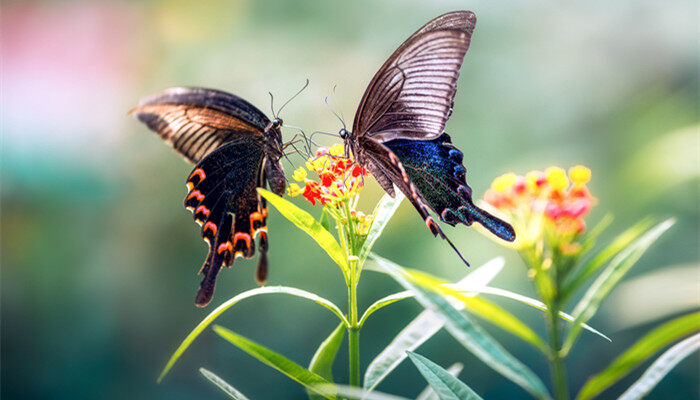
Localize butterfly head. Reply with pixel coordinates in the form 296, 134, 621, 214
339, 128, 351, 140
271, 118, 283, 128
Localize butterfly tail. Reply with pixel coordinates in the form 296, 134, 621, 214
460, 202, 516, 242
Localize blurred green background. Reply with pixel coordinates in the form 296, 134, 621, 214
2, 0, 698, 399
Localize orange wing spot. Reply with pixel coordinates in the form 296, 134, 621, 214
186, 206, 195, 212
254, 226, 268, 238
217, 241, 233, 254
186, 182, 194, 191
425, 217, 439, 235
411, 187, 418, 199
250, 212, 264, 230
187, 190, 205, 201
233, 232, 252, 248
389, 152, 397, 164
234, 251, 244, 259
400, 166, 409, 183
261, 208, 268, 218
195, 205, 211, 217
203, 221, 218, 235
189, 168, 206, 182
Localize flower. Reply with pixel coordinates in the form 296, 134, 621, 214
287, 144, 369, 207
482, 165, 596, 251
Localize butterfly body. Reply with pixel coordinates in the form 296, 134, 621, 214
131, 87, 285, 306
341, 11, 515, 263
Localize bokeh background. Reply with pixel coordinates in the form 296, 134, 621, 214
2, 0, 698, 399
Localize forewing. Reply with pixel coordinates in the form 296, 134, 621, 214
183, 137, 270, 307
353, 14, 476, 141
130, 87, 270, 164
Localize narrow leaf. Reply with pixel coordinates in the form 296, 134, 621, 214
408, 352, 483, 400
563, 218, 653, 299
358, 291, 413, 328
319, 208, 332, 232
319, 384, 410, 400
564, 219, 675, 353
307, 322, 345, 400
199, 368, 250, 400
371, 254, 551, 399
363, 258, 504, 392
258, 188, 349, 272
416, 363, 464, 400
618, 333, 700, 400
158, 286, 347, 382
576, 312, 700, 400
359, 192, 405, 265
213, 325, 336, 400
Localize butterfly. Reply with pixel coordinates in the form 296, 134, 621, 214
338, 11, 516, 264
130, 87, 288, 307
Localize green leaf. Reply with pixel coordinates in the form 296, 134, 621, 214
563, 219, 675, 354
370, 253, 551, 399
213, 325, 336, 400
452, 285, 610, 342
575, 312, 700, 400
416, 363, 464, 400
407, 352, 483, 400
320, 385, 410, 400
158, 286, 347, 382
363, 258, 505, 392
258, 188, 349, 272
319, 208, 332, 232
359, 192, 405, 265
618, 332, 700, 400
563, 217, 653, 299
577, 214, 613, 257
358, 291, 412, 328
307, 323, 345, 400
407, 269, 549, 355
199, 368, 250, 400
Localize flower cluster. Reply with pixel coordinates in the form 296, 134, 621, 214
287, 144, 369, 207
482, 166, 596, 251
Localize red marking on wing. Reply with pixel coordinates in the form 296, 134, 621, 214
233, 232, 252, 248
425, 216, 439, 235
261, 208, 268, 218
187, 190, 205, 201
195, 205, 211, 217
217, 241, 233, 254
203, 221, 218, 235
189, 168, 206, 182
250, 212, 264, 231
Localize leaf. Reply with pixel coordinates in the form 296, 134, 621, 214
258, 188, 349, 272
577, 214, 613, 257
307, 323, 345, 400
563, 217, 653, 300
617, 332, 700, 400
575, 312, 700, 400
199, 368, 250, 400
359, 192, 405, 265
451, 286, 610, 342
320, 385, 410, 400
415, 363, 464, 400
358, 291, 413, 328
407, 352, 483, 400
213, 325, 336, 400
371, 254, 551, 399
363, 258, 505, 392
407, 269, 549, 355
563, 219, 675, 354
158, 286, 347, 382
319, 208, 332, 232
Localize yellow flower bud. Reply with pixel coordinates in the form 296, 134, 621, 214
329, 144, 344, 157
491, 173, 517, 193
569, 165, 591, 186
545, 167, 568, 191
526, 170, 543, 192
287, 183, 302, 197
292, 167, 307, 181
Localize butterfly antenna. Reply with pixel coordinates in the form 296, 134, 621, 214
269, 92, 277, 119
277, 79, 310, 117
284, 125, 314, 158
324, 96, 346, 130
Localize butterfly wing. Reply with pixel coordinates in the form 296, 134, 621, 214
352, 12, 476, 142
383, 134, 515, 241
184, 137, 271, 307
130, 87, 272, 164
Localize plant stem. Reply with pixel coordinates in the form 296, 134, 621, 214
546, 301, 569, 400
348, 273, 360, 386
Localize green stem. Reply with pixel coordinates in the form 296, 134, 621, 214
547, 301, 569, 400
348, 273, 360, 386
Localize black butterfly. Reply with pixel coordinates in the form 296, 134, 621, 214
130, 88, 287, 307
339, 11, 516, 263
